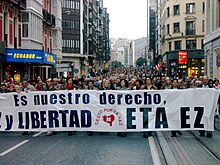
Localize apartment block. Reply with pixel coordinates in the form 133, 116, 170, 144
161, 0, 205, 77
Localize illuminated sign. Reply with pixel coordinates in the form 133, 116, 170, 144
6, 48, 56, 65
178, 51, 188, 65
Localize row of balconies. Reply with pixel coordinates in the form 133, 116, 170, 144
43, 9, 56, 27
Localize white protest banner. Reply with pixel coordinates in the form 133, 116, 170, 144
0, 89, 218, 132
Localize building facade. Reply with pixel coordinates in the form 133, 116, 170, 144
149, 7, 156, 66
161, 0, 205, 77
0, 0, 61, 82
204, 0, 220, 79
0, 0, 26, 81
134, 37, 147, 62
61, 0, 110, 77
111, 38, 133, 67
146, 0, 156, 66
155, 0, 162, 64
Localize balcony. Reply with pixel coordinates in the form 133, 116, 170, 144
43, 9, 52, 26
185, 29, 196, 35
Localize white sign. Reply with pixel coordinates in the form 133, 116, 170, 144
0, 89, 218, 132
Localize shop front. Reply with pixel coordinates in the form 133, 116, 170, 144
4, 48, 57, 82
165, 49, 204, 78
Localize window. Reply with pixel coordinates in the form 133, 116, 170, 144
22, 12, 29, 22
22, 12, 29, 37
173, 22, 180, 33
75, 20, 80, 30
167, 7, 170, 17
62, 20, 75, 29
169, 42, 172, 51
167, 24, 170, 35
76, 1, 80, 10
186, 3, 195, 14
202, 20, 205, 32
202, 2, 205, 14
62, 38, 80, 52
173, 5, 180, 15
76, 40, 80, 48
186, 40, 196, 49
186, 21, 195, 35
174, 41, 182, 50
63, 0, 75, 9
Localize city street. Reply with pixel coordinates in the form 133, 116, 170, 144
0, 119, 220, 165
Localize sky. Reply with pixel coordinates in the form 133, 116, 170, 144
103, 0, 147, 40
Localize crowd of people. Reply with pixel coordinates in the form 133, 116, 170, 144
0, 67, 219, 138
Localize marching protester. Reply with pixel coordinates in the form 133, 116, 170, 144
0, 83, 7, 93
21, 80, 36, 92
169, 79, 183, 137
142, 77, 157, 138
65, 77, 76, 136
198, 76, 214, 138
116, 79, 129, 137
86, 80, 96, 136
20, 80, 36, 135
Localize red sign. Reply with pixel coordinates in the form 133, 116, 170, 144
178, 51, 188, 64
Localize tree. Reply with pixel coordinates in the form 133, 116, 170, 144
136, 57, 147, 67
112, 61, 123, 68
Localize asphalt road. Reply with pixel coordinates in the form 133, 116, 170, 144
0, 132, 154, 165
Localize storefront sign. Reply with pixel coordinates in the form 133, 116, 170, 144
5, 48, 56, 65
6, 48, 43, 63
217, 55, 220, 67
178, 51, 188, 65
43, 52, 56, 65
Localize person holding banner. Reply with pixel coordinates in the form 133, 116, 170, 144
142, 77, 157, 138
170, 79, 183, 137
86, 80, 97, 136
65, 77, 76, 136
199, 76, 214, 138
116, 79, 129, 137
21, 80, 36, 93
45, 78, 57, 136
21, 80, 36, 135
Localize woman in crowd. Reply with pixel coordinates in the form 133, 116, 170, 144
65, 77, 76, 136
116, 79, 130, 137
